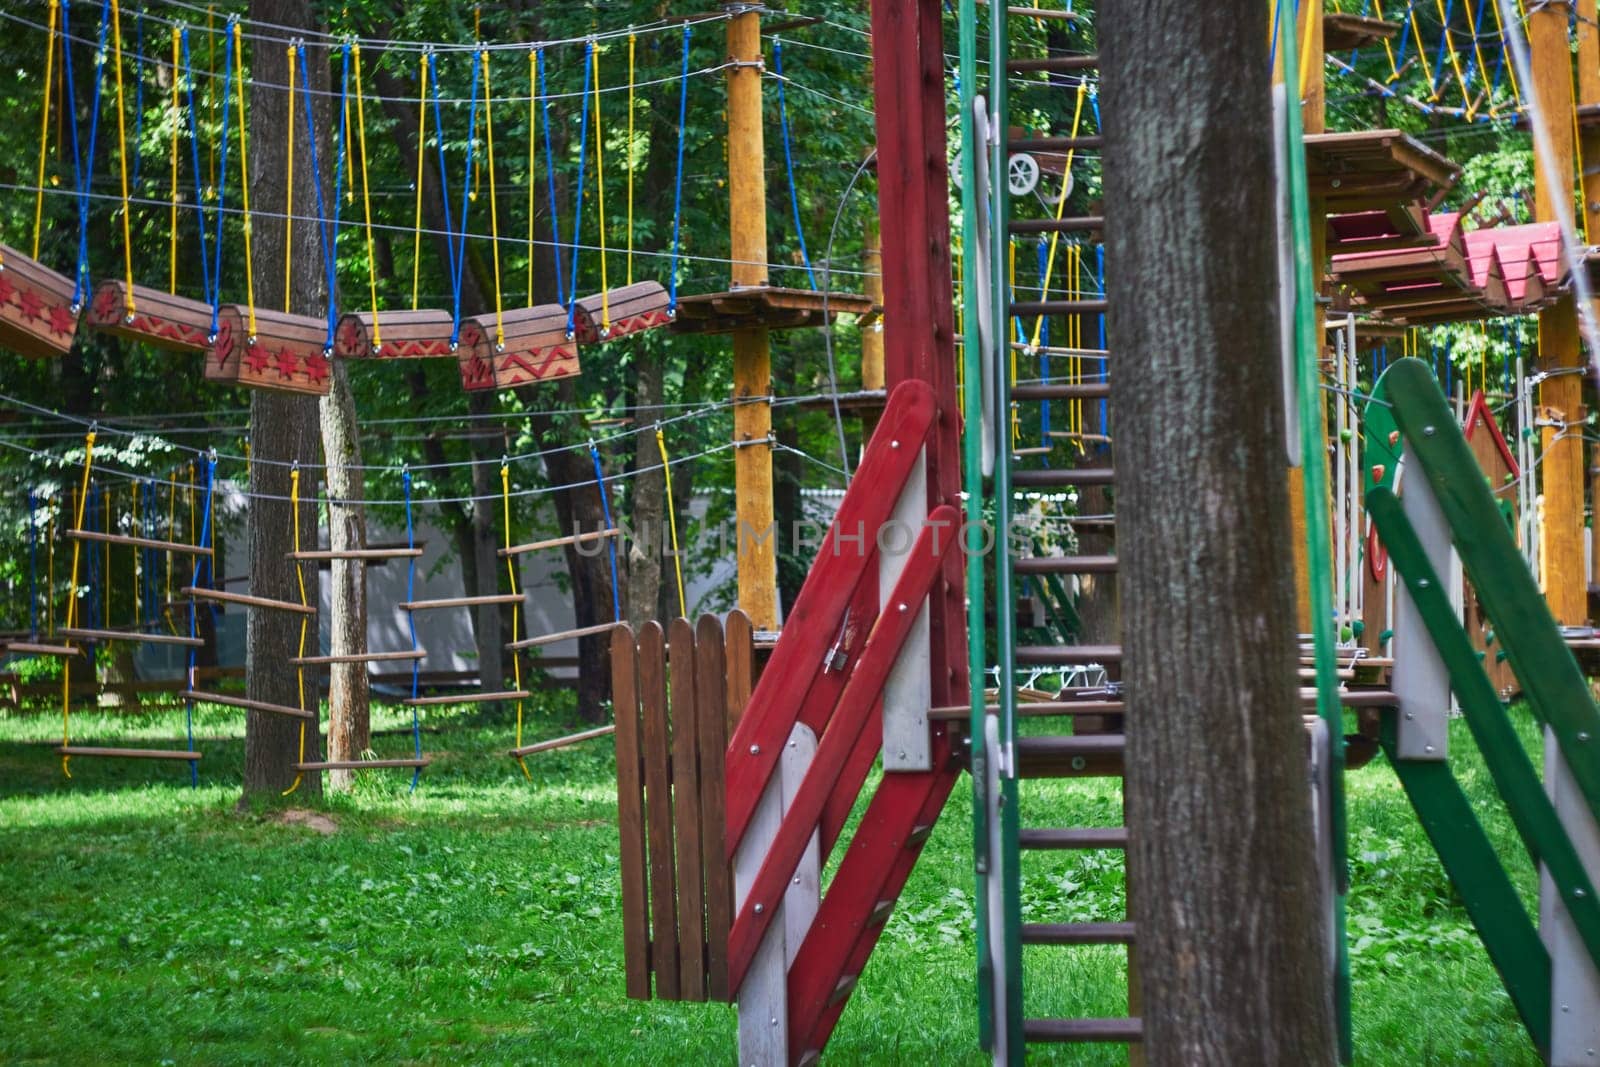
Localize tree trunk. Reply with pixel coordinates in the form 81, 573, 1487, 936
320, 357, 369, 791
241, 5, 328, 801
626, 355, 666, 627
1102, 4, 1336, 1063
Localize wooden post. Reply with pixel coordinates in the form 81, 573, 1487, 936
861, 214, 886, 441
727, 4, 778, 631
1530, 2, 1586, 626
1580, 2, 1600, 600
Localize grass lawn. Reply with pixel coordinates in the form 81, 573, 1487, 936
0, 695, 1544, 1065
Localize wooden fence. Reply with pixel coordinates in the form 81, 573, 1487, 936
614, 611, 753, 1003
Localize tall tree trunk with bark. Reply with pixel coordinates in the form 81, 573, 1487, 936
320, 358, 369, 791
242, 4, 328, 800
626, 355, 665, 627
1103, 3, 1337, 1062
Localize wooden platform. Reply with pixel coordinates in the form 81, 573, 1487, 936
670, 287, 876, 335
1322, 13, 1399, 51
1304, 130, 1459, 215
205, 306, 333, 396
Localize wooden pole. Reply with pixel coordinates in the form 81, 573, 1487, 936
1529, 2, 1586, 626
861, 215, 886, 441
1579, 1, 1600, 598
727, 4, 778, 631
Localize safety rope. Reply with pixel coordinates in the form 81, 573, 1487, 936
430, 49, 481, 346
178, 29, 213, 316
296, 43, 339, 345
324, 42, 351, 348
200, 23, 235, 335
481, 48, 506, 349
502, 462, 530, 780
60, 430, 95, 779
282, 463, 310, 797
353, 42, 382, 351
1430, 0, 1468, 107
283, 43, 296, 313
1026, 80, 1088, 351
773, 39, 816, 290
411, 50, 428, 311
111, 0, 136, 320
168, 26, 181, 293
32, 0, 58, 261
627, 32, 636, 286
668, 25, 691, 313
564, 42, 596, 338
656, 427, 687, 617
527, 49, 537, 305
594, 41, 612, 334
65, 0, 113, 309
538, 48, 564, 302
1369, 0, 1400, 81
588, 444, 622, 622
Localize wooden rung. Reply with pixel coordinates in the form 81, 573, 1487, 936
499, 528, 620, 557
181, 690, 316, 719
56, 745, 201, 760
288, 547, 424, 561
181, 587, 315, 615
508, 724, 616, 757
58, 627, 205, 647
402, 690, 530, 707
289, 650, 426, 665
67, 529, 213, 556
400, 594, 525, 611
507, 621, 616, 650
293, 758, 431, 771
2, 641, 81, 657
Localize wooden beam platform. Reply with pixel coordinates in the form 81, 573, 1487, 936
56, 745, 200, 760
288, 546, 423, 561
1322, 13, 1399, 51
181, 690, 315, 719
499, 528, 619, 558
508, 724, 617, 758
670, 287, 877, 335
507, 622, 617, 651
289, 649, 425, 666
293, 758, 430, 771
402, 690, 531, 706
401, 594, 525, 611
1304, 129, 1459, 214
1, 641, 81, 657
58, 627, 205, 647
181, 586, 315, 615
67, 529, 212, 556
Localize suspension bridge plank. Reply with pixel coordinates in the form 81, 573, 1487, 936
58, 627, 204, 647
612, 623, 652, 1001
457, 305, 579, 392
498, 528, 619, 557
203, 306, 332, 396
181, 689, 314, 720
288, 547, 423, 561
293, 758, 431, 771
0, 244, 79, 358
333, 308, 459, 359
638, 621, 680, 999
56, 745, 200, 760
573, 281, 673, 344
66, 529, 212, 555
506, 622, 615, 651
85, 280, 212, 353
401, 594, 524, 611
181, 586, 315, 614
507, 723, 616, 758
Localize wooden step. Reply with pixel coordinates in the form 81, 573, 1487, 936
508, 723, 616, 758
1007, 135, 1103, 153
402, 690, 530, 707
58, 627, 204, 647
401, 594, 524, 611
498, 528, 619, 558
1011, 382, 1111, 401
181, 586, 314, 615
56, 745, 200, 760
288, 547, 423, 561
929, 699, 1125, 720
289, 649, 426, 666
1022, 921, 1136, 946
181, 690, 315, 720
1014, 554, 1117, 575
507, 621, 616, 650
1012, 467, 1115, 488
67, 529, 212, 556
1007, 53, 1099, 73
1008, 216, 1104, 235
293, 758, 430, 771
1015, 643, 1122, 665
1010, 299, 1109, 317
1016, 733, 1125, 778
1019, 827, 1128, 850
2, 641, 81, 657
1024, 1017, 1143, 1043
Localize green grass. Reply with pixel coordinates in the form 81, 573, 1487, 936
0, 697, 1546, 1065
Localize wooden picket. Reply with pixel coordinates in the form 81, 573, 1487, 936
614, 611, 752, 1002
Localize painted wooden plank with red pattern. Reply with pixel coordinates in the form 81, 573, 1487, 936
0, 244, 79, 358
333, 308, 472, 359
724, 380, 936, 855
457, 304, 580, 391
85, 280, 213, 353
204, 306, 333, 396
572, 281, 673, 343
725, 503, 959, 995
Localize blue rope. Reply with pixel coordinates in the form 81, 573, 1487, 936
425, 53, 458, 335
84, 488, 99, 637
205, 24, 238, 335
1393, 0, 1417, 72
1462, 0, 1488, 92
1036, 237, 1050, 455
402, 470, 422, 792
564, 42, 596, 338
1490, 26, 1510, 102
142, 480, 156, 628
538, 48, 564, 303
323, 44, 353, 349
27, 490, 38, 640
772, 40, 816, 290
1095, 244, 1107, 444
588, 445, 622, 622
295, 45, 337, 347
131, 8, 144, 188
184, 456, 217, 788
1430, 0, 1455, 101
64, 0, 114, 307
179, 29, 213, 311
433, 51, 481, 346
668, 26, 691, 311
1268, 0, 1283, 73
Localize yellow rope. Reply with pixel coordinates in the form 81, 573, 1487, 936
502, 463, 530, 780
354, 43, 381, 348
411, 52, 428, 311
282, 466, 309, 797
594, 42, 611, 333
627, 32, 636, 286
169, 26, 180, 294
132, 480, 141, 624
657, 428, 687, 617
1027, 80, 1087, 350
1404, 4, 1436, 92
1370, 0, 1400, 81
60, 431, 95, 779
1573, 78, 1593, 245
1461, 0, 1492, 118
101, 488, 109, 628
527, 49, 537, 304
231, 22, 257, 337
1430, 0, 1470, 108
46, 511, 54, 636
165, 469, 176, 630
472, 5, 482, 201
1487, 0, 1520, 104
284, 44, 295, 314
32, 0, 58, 260
1069, 244, 1081, 450
110, 0, 135, 318
1009, 239, 1019, 372
482, 49, 505, 348
1297, 0, 1318, 98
